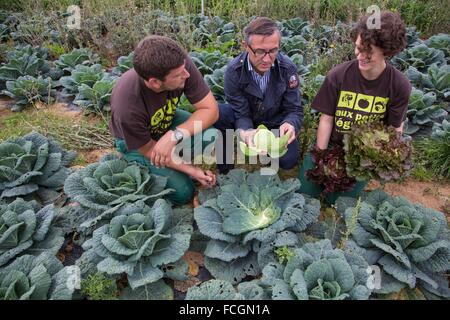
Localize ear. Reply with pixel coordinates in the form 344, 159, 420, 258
241, 40, 248, 50
144, 77, 162, 91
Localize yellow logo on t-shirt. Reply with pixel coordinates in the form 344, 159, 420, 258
150, 97, 179, 137
334, 90, 388, 133
372, 96, 389, 114
354, 93, 374, 112
337, 91, 357, 109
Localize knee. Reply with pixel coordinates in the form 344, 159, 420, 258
279, 141, 300, 170
166, 174, 195, 205
279, 153, 299, 170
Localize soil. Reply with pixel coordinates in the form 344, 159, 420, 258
81, 148, 117, 163
366, 179, 450, 221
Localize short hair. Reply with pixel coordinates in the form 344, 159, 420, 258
350, 11, 407, 58
133, 35, 187, 81
244, 17, 280, 45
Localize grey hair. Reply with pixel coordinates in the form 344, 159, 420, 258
244, 17, 281, 45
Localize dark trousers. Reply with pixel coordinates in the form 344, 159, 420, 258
213, 103, 299, 172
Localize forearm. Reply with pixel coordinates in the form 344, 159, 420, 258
139, 141, 196, 176
395, 122, 404, 134
316, 114, 334, 150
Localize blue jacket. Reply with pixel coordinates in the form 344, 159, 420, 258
224, 52, 303, 133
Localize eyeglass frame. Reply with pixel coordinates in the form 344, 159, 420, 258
247, 44, 280, 59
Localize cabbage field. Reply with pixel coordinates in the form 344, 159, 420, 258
0, 2, 449, 302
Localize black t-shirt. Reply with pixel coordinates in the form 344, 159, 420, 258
312, 59, 412, 144
109, 57, 210, 150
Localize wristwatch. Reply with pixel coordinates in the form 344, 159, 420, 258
172, 128, 184, 144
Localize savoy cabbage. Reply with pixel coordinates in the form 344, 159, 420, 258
0, 252, 75, 300
63, 154, 174, 233
403, 88, 447, 136
77, 199, 192, 299
0, 198, 64, 267
112, 52, 134, 76
2, 75, 56, 111
335, 190, 450, 299
391, 43, 446, 72
55, 48, 100, 74
406, 64, 450, 102
185, 279, 246, 300
233, 239, 371, 300
194, 169, 321, 284
0, 131, 76, 204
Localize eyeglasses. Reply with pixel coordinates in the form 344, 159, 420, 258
247, 44, 279, 59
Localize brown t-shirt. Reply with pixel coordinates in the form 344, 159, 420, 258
312, 59, 412, 144
109, 57, 210, 150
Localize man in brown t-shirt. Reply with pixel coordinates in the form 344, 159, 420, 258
298, 11, 412, 203
109, 35, 219, 205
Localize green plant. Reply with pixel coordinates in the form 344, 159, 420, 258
274, 246, 295, 264
0, 45, 58, 89
78, 199, 191, 300
343, 122, 413, 182
281, 35, 309, 57
431, 119, 450, 138
0, 198, 64, 267
80, 273, 118, 300
189, 50, 231, 75
403, 88, 447, 136
185, 279, 250, 300
335, 190, 450, 299
0, 131, 76, 204
391, 44, 446, 72
406, 64, 450, 102
63, 154, 174, 233
234, 239, 371, 300
194, 169, 320, 284
59, 64, 108, 98
55, 48, 100, 74
192, 16, 235, 47
73, 76, 117, 113
2, 75, 56, 111
425, 33, 450, 62
306, 145, 356, 194
239, 124, 290, 158
204, 65, 226, 102
112, 52, 134, 76
0, 252, 75, 300
413, 126, 450, 180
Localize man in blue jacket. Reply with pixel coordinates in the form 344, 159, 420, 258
214, 17, 303, 173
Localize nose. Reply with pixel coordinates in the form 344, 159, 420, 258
262, 53, 272, 63
355, 48, 366, 60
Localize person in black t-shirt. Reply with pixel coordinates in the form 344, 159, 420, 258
110, 35, 219, 205
298, 11, 412, 203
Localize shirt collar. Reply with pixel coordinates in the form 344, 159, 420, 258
247, 54, 275, 75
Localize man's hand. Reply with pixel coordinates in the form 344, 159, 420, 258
239, 129, 258, 147
280, 122, 296, 144
189, 167, 216, 187
149, 130, 178, 168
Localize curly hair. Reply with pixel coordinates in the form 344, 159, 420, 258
133, 35, 186, 81
350, 11, 407, 58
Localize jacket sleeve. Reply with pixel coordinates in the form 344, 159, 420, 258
224, 66, 254, 130
281, 64, 303, 133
